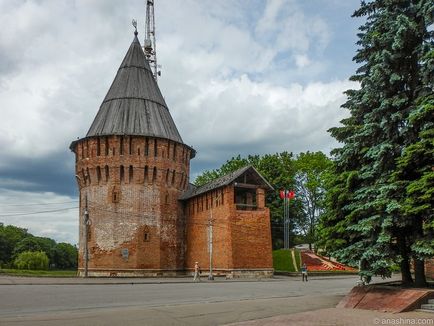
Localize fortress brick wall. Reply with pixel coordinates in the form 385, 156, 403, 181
71, 33, 274, 278
184, 185, 273, 276
73, 135, 192, 276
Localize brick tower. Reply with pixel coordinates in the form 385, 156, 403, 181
70, 31, 195, 276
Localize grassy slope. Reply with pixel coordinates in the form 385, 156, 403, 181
273, 249, 301, 272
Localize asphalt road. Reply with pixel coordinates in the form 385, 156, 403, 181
0, 275, 385, 325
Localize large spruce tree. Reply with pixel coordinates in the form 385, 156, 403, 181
323, 0, 433, 285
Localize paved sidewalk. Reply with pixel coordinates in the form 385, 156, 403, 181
227, 307, 434, 326
0, 274, 286, 285
0, 274, 365, 285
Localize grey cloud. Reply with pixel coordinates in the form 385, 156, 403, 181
0, 0, 362, 244
0, 151, 77, 196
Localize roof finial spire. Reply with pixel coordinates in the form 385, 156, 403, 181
132, 19, 138, 36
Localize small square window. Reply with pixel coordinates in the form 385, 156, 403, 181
112, 191, 120, 203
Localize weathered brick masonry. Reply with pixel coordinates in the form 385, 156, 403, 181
182, 167, 274, 277
71, 31, 274, 277
73, 136, 192, 276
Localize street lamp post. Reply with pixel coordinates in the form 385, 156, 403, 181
82, 193, 91, 278
84, 207, 89, 277
208, 213, 214, 281
208, 191, 223, 281
280, 190, 295, 249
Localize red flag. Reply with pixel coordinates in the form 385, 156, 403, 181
289, 191, 295, 200
279, 190, 285, 199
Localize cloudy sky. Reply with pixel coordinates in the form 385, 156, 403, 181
0, 0, 362, 244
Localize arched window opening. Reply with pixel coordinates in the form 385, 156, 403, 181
105, 165, 109, 182
120, 137, 124, 155
120, 166, 124, 183
129, 137, 132, 155
179, 173, 184, 188
154, 139, 158, 157
129, 165, 133, 183
96, 166, 101, 184
171, 170, 176, 186
86, 167, 91, 185
112, 188, 120, 203
96, 138, 101, 156
152, 167, 157, 183
165, 169, 169, 185
173, 144, 177, 161
145, 138, 149, 156
105, 137, 109, 156
143, 226, 150, 242
144, 166, 148, 183
81, 168, 86, 186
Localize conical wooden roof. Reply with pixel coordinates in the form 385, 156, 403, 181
86, 33, 183, 143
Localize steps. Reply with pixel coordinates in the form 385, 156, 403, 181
418, 299, 434, 313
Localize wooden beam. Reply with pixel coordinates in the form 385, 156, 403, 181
234, 182, 260, 189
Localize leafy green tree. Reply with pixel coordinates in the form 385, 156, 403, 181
13, 237, 43, 255
294, 152, 332, 250
0, 223, 79, 270
14, 251, 49, 270
194, 152, 308, 248
194, 155, 250, 187
55, 243, 78, 269
323, 0, 433, 285
0, 233, 9, 267
13, 236, 57, 266
0, 223, 30, 267
393, 93, 434, 286
317, 170, 356, 258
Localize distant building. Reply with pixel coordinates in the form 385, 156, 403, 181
70, 31, 273, 277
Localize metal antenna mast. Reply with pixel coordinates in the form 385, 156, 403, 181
144, 0, 160, 81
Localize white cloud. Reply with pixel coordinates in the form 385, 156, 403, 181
294, 54, 311, 68
0, 190, 79, 244
0, 0, 359, 243
169, 74, 354, 157
256, 0, 330, 56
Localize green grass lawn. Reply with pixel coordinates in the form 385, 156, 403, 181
273, 249, 301, 272
0, 269, 77, 277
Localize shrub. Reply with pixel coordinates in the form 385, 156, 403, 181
14, 251, 49, 270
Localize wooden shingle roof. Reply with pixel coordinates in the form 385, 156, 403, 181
180, 165, 274, 200
85, 34, 183, 144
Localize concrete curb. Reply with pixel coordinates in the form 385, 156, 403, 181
274, 271, 359, 277
0, 273, 365, 286
0, 277, 284, 286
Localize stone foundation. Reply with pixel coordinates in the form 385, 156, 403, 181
78, 268, 274, 278
77, 268, 187, 278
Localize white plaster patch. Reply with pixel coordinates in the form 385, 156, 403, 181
95, 219, 138, 251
